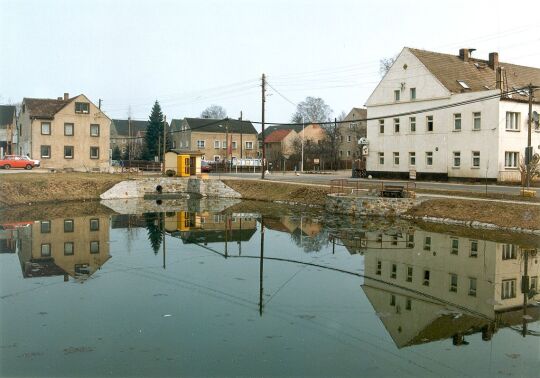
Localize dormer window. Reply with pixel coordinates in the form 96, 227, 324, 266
457, 80, 470, 90
75, 102, 90, 114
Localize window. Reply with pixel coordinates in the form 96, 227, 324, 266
40, 220, 51, 233
41, 122, 51, 135
64, 123, 74, 136
472, 151, 480, 168
394, 90, 400, 101
376, 260, 382, 275
222, 141, 227, 149
64, 219, 74, 233
451, 238, 459, 255
425, 151, 433, 166
214, 155, 220, 161
426, 115, 434, 132
453, 113, 461, 131
214, 140, 220, 149
41, 243, 51, 257
410, 88, 416, 100
406, 298, 412, 310
390, 294, 396, 306
378, 152, 384, 165
406, 266, 413, 282
469, 278, 477, 296
41, 145, 51, 158
409, 117, 416, 132
197, 140, 205, 148
64, 242, 74, 256
501, 279, 516, 299
89, 218, 99, 231
409, 152, 416, 166
473, 112, 481, 130
90, 124, 100, 137
232, 141, 237, 149
423, 270, 430, 286
393, 152, 399, 165
394, 118, 400, 133
339, 150, 343, 157
506, 112, 520, 131
90, 147, 99, 159
391, 264, 397, 279
245, 141, 253, 149
450, 273, 458, 292
349, 122, 358, 130
347, 150, 351, 157
453, 151, 461, 167
379, 119, 384, 133
531, 276, 538, 292
407, 234, 414, 248
90, 241, 100, 254
347, 135, 351, 142
502, 244, 517, 260
457, 80, 470, 89
64, 146, 74, 159
470, 240, 478, 257
75, 102, 90, 114
505, 152, 519, 168
424, 236, 431, 251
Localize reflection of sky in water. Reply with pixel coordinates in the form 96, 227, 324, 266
0, 206, 539, 377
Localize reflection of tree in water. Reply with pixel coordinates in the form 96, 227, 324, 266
144, 213, 162, 254
290, 227, 329, 253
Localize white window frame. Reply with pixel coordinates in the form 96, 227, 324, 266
453, 151, 461, 168
426, 115, 434, 132
453, 113, 461, 131
379, 119, 384, 134
394, 90, 400, 101
410, 87, 416, 100
378, 152, 384, 165
245, 141, 253, 150
222, 141, 227, 149
393, 152, 399, 166
449, 273, 458, 293
501, 279, 516, 299
232, 141, 237, 149
41, 122, 51, 135
409, 152, 415, 166
90, 124, 100, 137
394, 118, 400, 133
409, 117, 416, 132
197, 140, 205, 148
506, 112, 520, 131
64, 123, 74, 136
504, 151, 519, 168
214, 140, 220, 149
473, 112, 481, 131
425, 151, 433, 166
90, 146, 99, 159
472, 151, 480, 168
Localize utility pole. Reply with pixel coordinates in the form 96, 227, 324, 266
98, 99, 102, 110
259, 215, 264, 316
128, 117, 132, 163
240, 111, 243, 163
163, 115, 167, 175
261, 73, 266, 179
526, 83, 533, 189
225, 118, 230, 172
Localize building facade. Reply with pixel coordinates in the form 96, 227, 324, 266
0, 105, 17, 156
110, 119, 148, 159
18, 94, 111, 171
172, 118, 259, 162
337, 107, 367, 166
365, 48, 540, 181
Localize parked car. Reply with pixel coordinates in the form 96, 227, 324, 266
201, 160, 212, 173
0, 155, 35, 170
20, 155, 40, 167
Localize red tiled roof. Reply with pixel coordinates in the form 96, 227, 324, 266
264, 129, 292, 143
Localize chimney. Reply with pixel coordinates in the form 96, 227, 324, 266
57, 97, 62, 100
488, 52, 499, 70
459, 48, 476, 62
63, 93, 69, 100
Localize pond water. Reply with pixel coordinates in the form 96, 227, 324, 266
1, 200, 539, 377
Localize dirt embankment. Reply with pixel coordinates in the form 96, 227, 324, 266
223, 179, 331, 207
406, 198, 540, 230
0, 173, 126, 207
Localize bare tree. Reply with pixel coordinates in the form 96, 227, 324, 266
201, 105, 227, 119
379, 55, 397, 77
291, 96, 333, 124
519, 155, 540, 185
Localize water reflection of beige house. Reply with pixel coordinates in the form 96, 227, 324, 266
17, 216, 111, 281
348, 229, 539, 347
165, 211, 257, 244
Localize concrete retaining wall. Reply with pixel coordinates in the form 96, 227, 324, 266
325, 193, 422, 217
100, 177, 241, 200
100, 197, 241, 215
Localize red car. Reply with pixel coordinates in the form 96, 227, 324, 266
201, 161, 212, 173
0, 155, 35, 170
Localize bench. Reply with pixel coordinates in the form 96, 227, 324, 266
381, 185, 405, 198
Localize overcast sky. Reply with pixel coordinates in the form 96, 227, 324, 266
1, 0, 539, 128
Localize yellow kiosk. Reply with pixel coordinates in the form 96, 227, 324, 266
164, 150, 204, 177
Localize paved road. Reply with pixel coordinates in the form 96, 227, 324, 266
211, 171, 540, 196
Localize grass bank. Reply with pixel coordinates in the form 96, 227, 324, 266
0, 173, 127, 207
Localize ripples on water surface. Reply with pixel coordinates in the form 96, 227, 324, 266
1, 200, 539, 377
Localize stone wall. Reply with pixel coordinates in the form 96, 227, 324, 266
101, 197, 241, 215
100, 177, 241, 200
325, 193, 422, 217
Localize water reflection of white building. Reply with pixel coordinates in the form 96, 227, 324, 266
343, 229, 539, 348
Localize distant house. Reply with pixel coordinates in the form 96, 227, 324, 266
110, 119, 148, 159
337, 107, 367, 165
18, 93, 111, 171
264, 128, 299, 163
365, 47, 540, 181
172, 118, 258, 162
0, 105, 16, 156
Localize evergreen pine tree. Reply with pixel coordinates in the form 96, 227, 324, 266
112, 145, 122, 160
143, 101, 164, 161
144, 212, 162, 254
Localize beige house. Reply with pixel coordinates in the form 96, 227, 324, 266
264, 128, 299, 163
110, 119, 148, 159
337, 107, 366, 165
172, 118, 259, 162
19, 93, 111, 171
